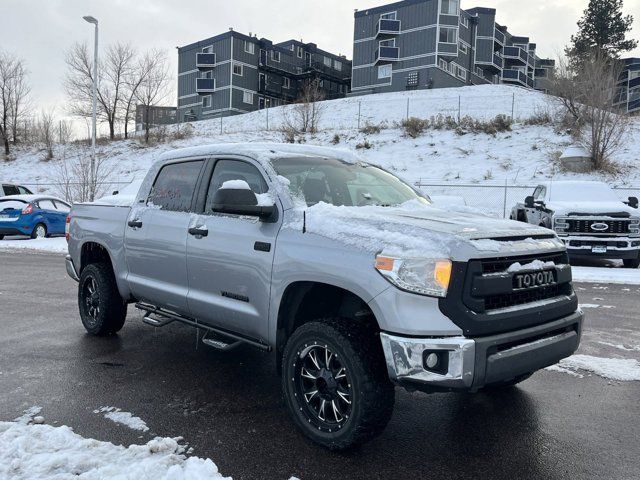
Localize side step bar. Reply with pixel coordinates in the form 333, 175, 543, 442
135, 302, 271, 352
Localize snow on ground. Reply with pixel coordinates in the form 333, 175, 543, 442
94, 407, 149, 432
1, 407, 230, 480
571, 266, 640, 285
0, 237, 68, 254
551, 355, 640, 381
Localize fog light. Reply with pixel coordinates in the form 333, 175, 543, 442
425, 353, 439, 369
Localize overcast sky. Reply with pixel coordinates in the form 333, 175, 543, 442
2, 0, 639, 135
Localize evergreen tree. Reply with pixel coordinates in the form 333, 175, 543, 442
567, 0, 637, 62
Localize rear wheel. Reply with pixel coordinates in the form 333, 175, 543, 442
78, 263, 127, 336
623, 258, 640, 269
282, 319, 395, 450
31, 223, 47, 239
0, 235, 4, 240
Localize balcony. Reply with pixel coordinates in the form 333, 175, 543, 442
196, 53, 216, 69
501, 69, 534, 88
503, 46, 527, 64
375, 46, 400, 64
493, 53, 504, 69
494, 29, 505, 46
629, 76, 640, 88
196, 78, 215, 93
376, 18, 401, 37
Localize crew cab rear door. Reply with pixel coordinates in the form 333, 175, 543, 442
124, 158, 205, 316
186, 157, 280, 343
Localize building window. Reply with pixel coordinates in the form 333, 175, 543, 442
476, 66, 484, 77
297, 46, 303, 58
380, 38, 396, 47
271, 50, 280, 62
461, 16, 469, 28
378, 64, 392, 79
201, 70, 213, 79
380, 11, 397, 20
243, 91, 254, 104
324, 56, 332, 67
439, 58, 448, 70
244, 41, 255, 55
334, 60, 342, 71
441, 0, 459, 15
289, 44, 295, 51
439, 27, 457, 44
459, 42, 468, 54
456, 65, 467, 80
202, 46, 213, 53
233, 63, 243, 76
283, 77, 291, 89
202, 95, 211, 108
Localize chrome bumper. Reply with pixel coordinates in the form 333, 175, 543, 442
65, 255, 79, 282
380, 334, 475, 389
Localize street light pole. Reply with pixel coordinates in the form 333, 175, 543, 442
83, 15, 98, 201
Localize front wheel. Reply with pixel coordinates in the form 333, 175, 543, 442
623, 258, 640, 269
78, 263, 127, 335
282, 320, 395, 450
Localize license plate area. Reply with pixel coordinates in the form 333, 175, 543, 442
592, 246, 607, 254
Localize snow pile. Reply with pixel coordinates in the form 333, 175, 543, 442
0, 237, 68, 254
507, 259, 556, 273
220, 179, 251, 190
1, 408, 230, 480
94, 406, 149, 432
571, 266, 640, 285
556, 355, 640, 381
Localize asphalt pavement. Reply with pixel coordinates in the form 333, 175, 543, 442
0, 251, 638, 480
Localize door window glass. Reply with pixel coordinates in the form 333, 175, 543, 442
3, 185, 20, 196
54, 201, 71, 213
148, 160, 204, 212
39, 200, 56, 210
18, 186, 31, 194
205, 160, 268, 214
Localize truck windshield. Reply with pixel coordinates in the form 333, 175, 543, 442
548, 183, 621, 203
272, 156, 429, 207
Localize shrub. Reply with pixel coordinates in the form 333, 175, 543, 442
360, 122, 382, 135
355, 139, 373, 150
331, 133, 341, 144
524, 110, 553, 126
401, 117, 429, 138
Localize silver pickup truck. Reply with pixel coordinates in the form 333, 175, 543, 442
66, 143, 583, 449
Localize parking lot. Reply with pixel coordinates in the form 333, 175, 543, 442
1, 251, 639, 480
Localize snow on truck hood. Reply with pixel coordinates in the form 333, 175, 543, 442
302, 200, 562, 259
547, 201, 639, 217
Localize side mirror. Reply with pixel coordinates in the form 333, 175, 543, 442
211, 187, 276, 220
628, 196, 639, 209
524, 196, 535, 208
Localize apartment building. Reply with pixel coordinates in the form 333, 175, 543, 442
177, 30, 351, 121
351, 0, 554, 95
616, 57, 640, 115
135, 105, 177, 132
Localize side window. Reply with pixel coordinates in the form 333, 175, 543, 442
18, 186, 31, 194
54, 201, 71, 213
533, 186, 546, 200
148, 160, 204, 212
3, 185, 20, 196
39, 200, 56, 210
205, 159, 268, 214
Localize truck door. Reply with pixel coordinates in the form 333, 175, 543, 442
124, 159, 205, 316
186, 158, 280, 343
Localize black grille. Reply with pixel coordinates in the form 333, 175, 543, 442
566, 219, 629, 234
481, 252, 568, 274
484, 284, 571, 311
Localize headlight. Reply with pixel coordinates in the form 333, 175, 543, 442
554, 217, 569, 233
375, 255, 452, 297
630, 218, 640, 236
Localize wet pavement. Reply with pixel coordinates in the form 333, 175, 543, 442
0, 251, 638, 480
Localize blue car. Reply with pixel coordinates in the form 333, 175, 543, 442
0, 195, 71, 240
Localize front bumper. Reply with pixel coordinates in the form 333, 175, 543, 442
380, 310, 583, 392
66, 255, 79, 282
559, 235, 640, 260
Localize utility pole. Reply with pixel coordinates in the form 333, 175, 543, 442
83, 15, 99, 201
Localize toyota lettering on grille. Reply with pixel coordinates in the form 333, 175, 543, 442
514, 270, 556, 289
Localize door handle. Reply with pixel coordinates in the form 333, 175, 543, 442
128, 220, 143, 228
188, 227, 208, 237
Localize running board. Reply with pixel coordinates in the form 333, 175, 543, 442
135, 302, 271, 352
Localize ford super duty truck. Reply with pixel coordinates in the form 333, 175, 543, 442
511, 181, 640, 268
66, 143, 583, 449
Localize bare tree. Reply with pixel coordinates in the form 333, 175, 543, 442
0, 50, 29, 156
37, 109, 56, 160
57, 119, 74, 144
122, 55, 146, 139
53, 147, 114, 203
282, 77, 326, 135
8, 59, 31, 144
64, 42, 136, 140
549, 55, 583, 124
134, 49, 171, 144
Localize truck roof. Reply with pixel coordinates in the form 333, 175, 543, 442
158, 143, 362, 166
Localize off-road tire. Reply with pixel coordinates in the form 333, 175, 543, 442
78, 263, 127, 336
31, 223, 47, 239
0, 235, 4, 240
282, 319, 395, 450
623, 258, 640, 269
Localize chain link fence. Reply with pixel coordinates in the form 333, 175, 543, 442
414, 181, 640, 218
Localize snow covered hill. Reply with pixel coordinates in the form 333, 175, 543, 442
1, 84, 639, 201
